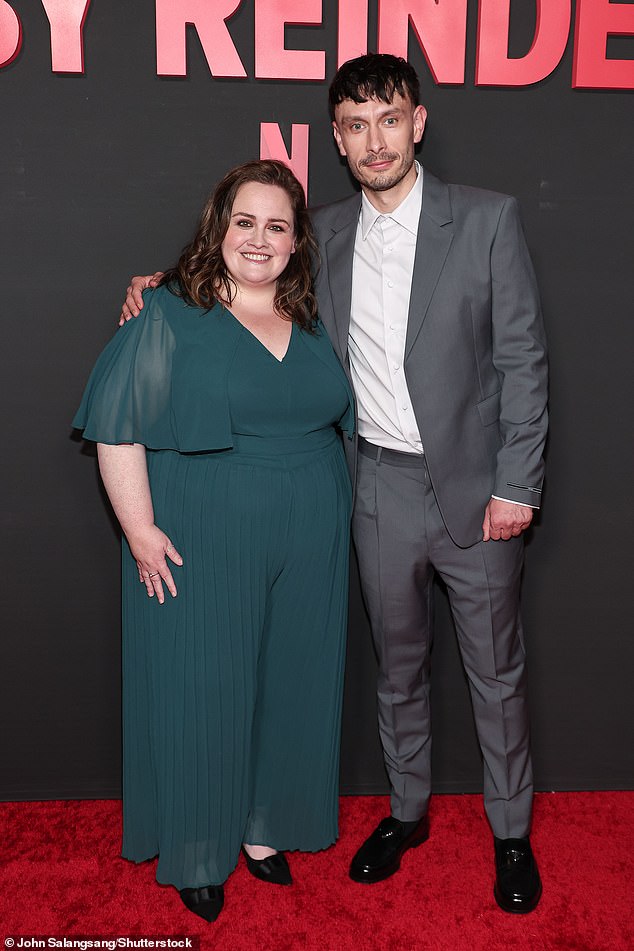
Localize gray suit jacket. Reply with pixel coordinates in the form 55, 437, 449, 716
311, 169, 548, 549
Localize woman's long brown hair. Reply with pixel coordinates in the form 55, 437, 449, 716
161, 160, 319, 332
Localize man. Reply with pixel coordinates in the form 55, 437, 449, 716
122, 53, 547, 913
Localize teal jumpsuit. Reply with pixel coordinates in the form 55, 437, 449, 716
73, 286, 354, 888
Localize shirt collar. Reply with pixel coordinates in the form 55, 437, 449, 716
360, 161, 423, 240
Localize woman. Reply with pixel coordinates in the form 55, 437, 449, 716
73, 160, 354, 922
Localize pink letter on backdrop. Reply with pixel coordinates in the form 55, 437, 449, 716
338, 0, 368, 66
255, 0, 324, 79
260, 123, 309, 195
377, 0, 467, 85
0, 1, 22, 68
40, 0, 91, 73
573, 0, 634, 89
476, 0, 570, 86
156, 0, 246, 77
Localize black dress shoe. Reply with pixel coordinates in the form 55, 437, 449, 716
179, 884, 224, 922
493, 837, 542, 913
349, 815, 429, 883
241, 846, 293, 885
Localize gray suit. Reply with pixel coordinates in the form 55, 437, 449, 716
311, 170, 548, 837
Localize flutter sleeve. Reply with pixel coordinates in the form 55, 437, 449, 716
73, 289, 178, 448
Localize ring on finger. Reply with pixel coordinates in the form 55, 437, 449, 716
148, 572, 159, 578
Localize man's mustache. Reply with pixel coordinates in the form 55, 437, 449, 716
360, 153, 399, 167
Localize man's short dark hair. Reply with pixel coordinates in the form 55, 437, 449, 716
328, 53, 421, 116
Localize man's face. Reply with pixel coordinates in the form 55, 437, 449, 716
332, 92, 426, 198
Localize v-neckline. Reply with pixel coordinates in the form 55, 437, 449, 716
222, 306, 294, 363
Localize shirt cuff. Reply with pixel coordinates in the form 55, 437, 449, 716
492, 495, 539, 510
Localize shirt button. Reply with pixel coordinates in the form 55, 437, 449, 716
387, 281, 394, 287
393, 364, 400, 371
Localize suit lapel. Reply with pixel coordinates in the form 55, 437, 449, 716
405, 171, 454, 358
323, 196, 360, 362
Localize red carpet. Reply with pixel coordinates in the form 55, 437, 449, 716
1, 793, 632, 950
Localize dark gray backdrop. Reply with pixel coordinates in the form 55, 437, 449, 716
1, 1, 633, 801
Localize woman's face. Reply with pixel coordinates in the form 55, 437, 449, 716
221, 182, 296, 292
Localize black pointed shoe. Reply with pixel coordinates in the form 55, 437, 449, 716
179, 884, 224, 922
493, 837, 542, 913
241, 846, 293, 885
349, 815, 429, 883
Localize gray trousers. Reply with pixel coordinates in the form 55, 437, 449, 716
352, 442, 533, 839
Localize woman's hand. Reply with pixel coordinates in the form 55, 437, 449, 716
97, 444, 180, 603
125, 523, 183, 603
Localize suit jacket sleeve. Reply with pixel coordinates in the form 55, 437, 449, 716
490, 196, 548, 507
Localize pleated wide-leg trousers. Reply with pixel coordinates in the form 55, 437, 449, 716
120, 433, 351, 888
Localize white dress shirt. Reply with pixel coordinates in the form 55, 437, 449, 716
349, 163, 424, 454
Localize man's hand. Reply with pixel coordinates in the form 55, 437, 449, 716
482, 498, 533, 542
119, 272, 164, 324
